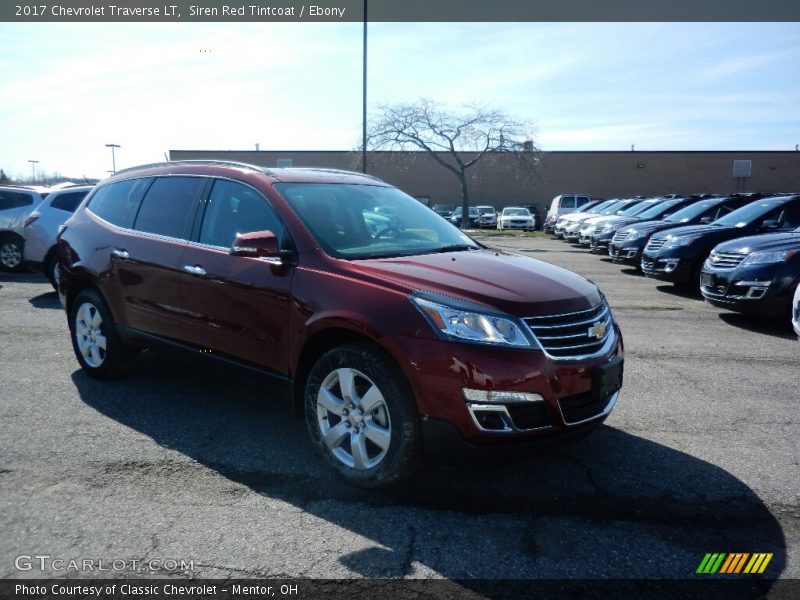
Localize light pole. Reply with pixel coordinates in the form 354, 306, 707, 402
105, 143, 121, 174
362, 0, 367, 174
27, 160, 39, 183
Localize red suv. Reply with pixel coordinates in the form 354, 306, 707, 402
57, 161, 624, 487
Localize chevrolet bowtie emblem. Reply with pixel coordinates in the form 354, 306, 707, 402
711, 254, 720, 262
588, 321, 606, 339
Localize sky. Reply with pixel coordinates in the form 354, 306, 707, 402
1, 21, 799, 181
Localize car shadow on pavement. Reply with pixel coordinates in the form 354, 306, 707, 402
28, 290, 61, 310
655, 284, 704, 301
718, 312, 796, 340
71, 351, 785, 594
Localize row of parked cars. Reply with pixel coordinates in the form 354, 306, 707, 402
548, 193, 800, 337
435, 204, 540, 231
0, 183, 94, 285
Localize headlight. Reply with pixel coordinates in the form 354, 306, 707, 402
411, 296, 531, 347
624, 229, 642, 241
601, 224, 616, 233
741, 249, 797, 265
665, 235, 699, 248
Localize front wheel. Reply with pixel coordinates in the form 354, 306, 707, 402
305, 343, 421, 488
69, 289, 136, 379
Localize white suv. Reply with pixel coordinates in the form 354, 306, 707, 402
0, 186, 51, 271
23, 185, 93, 287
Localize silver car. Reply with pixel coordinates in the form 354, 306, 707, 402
23, 185, 93, 286
0, 185, 51, 271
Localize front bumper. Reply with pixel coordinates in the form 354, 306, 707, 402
590, 232, 614, 254
609, 239, 647, 265
500, 220, 534, 230
641, 251, 694, 284
700, 265, 794, 317
387, 328, 624, 446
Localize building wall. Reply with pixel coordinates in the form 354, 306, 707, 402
170, 149, 800, 210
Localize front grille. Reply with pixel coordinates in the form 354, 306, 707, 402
506, 403, 550, 430
709, 251, 746, 269
612, 231, 629, 244
645, 238, 666, 252
524, 303, 612, 359
558, 391, 609, 424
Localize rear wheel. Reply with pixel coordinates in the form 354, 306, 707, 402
305, 342, 421, 488
0, 235, 24, 272
69, 289, 136, 379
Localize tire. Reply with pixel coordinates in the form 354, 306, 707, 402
305, 342, 421, 488
45, 255, 59, 290
69, 288, 136, 379
0, 235, 24, 272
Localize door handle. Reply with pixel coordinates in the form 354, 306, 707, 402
183, 265, 206, 276
111, 249, 129, 260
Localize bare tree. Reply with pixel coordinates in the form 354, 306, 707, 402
368, 99, 539, 227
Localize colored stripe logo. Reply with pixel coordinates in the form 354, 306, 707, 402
696, 553, 773, 574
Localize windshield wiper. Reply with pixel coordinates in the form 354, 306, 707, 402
434, 244, 476, 253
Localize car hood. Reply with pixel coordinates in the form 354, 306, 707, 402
650, 224, 731, 240
713, 231, 800, 254
351, 249, 602, 316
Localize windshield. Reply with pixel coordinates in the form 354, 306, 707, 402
275, 183, 480, 259
713, 199, 784, 228
664, 199, 717, 223
618, 200, 655, 216
585, 200, 615, 213
599, 200, 626, 214
503, 208, 531, 216
477, 206, 495, 215
635, 198, 683, 220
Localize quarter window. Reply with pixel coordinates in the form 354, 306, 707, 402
51, 190, 90, 213
134, 177, 206, 240
87, 178, 151, 228
199, 179, 282, 248
560, 196, 576, 209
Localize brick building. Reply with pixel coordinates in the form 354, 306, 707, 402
169, 149, 800, 210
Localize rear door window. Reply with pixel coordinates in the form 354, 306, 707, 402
87, 178, 152, 228
199, 179, 283, 248
576, 196, 591, 207
560, 196, 576, 209
0, 190, 34, 211
133, 177, 206, 240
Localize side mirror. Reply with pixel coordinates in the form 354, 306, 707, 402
699, 216, 713, 224
761, 219, 780, 230
230, 230, 281, 258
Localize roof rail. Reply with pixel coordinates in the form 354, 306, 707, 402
111, 160, 274, 177
283, 167, 384, 182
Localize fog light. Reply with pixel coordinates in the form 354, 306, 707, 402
624, 249, 638, 258
746, 287, 768, 299
664, 259, 679, 272
463, 389, 544, 403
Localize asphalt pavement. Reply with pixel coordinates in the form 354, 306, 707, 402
0, 235, 798, 593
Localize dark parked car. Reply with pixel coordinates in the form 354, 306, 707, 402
642, 195, 800, 290
700, 228, 800, 318
449, 205, 481, 228
57, 161, 624, 487
589, 196, 713, 254
610, 194, 769, 267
